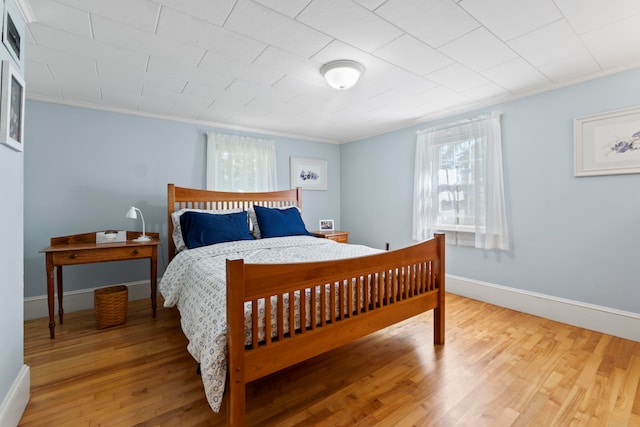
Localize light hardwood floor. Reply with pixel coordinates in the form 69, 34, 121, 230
21, 293, 640, 426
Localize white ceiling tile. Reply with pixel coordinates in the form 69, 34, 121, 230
152, 0, 236, 26
225, 79, 296, 106
419, 86, 472, 110
146, 56, 236, 92
91, 15, 205, 67
55, 0, 161, 32
373, 34, 454, 75
25, 60, 56, 97
26, 44, 97, 74
136, 94, 175, 114
156, 8, 266, 64
459, 0, 562, 41
555, 0, 640, 34
536, 52, 602, 83
253, 0, 312, 18
181, 82, 225, 101
271, 75, 336, 101
426, 63, 489, 92
198, 51, 286, 87
352, 0, 387, 11
439, 27, 518, 71
253, 46, 324, 85
29, 23, 149, 69
461, 82, 511, 101
29, 0, 91, 37
60, 85, 102, 103
100, 87, 144, 108
224, 0, 332, 58
376, 0, 480, 48
509, 20, 587, 67
482, 58, 552, 92
581, 14, 640, 69
365, 67, 438, 95
297, 0, 403, 52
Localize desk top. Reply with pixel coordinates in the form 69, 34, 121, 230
41, 231, 161, 253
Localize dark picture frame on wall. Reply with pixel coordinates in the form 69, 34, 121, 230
0, 60, 25, 152
2, 10, 21, 63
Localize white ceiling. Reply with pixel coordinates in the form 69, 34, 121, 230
22, 0, 640, 143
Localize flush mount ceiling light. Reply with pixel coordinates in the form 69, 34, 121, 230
321, 60, 365, 90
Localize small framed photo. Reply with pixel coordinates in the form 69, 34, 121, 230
0, 60, 25, 152
290, 157, 327, 190
2, 11, 21, 63
319, 219, 334, 231
574, 106, 640, 176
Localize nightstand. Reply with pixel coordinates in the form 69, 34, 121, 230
311, 230, 349, 243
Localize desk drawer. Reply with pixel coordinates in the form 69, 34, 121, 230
52, 246, 153, 265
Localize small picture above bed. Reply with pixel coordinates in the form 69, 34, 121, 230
252, 205, 311, 238
180, 210, 253, 249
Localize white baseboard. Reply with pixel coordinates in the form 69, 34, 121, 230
447, 275, 640, 342
24, 280, 152, 321
0, 365, 30, 427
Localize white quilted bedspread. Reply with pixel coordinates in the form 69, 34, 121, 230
159, 235, 381, 412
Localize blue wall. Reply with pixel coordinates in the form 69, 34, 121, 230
24, 102, 340, 298
341, 67, 640, 314
0, 0, 26, 416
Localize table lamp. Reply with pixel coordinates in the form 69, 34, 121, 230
125, 206, 152, 242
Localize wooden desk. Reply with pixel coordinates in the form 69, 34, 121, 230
41, 231, 161, 339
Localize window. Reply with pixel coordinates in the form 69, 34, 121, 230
412, 113, 509, 250
206, 132, 277, 192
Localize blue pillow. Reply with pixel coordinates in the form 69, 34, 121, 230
253, 205, 310, 238
180, 211, 253, 249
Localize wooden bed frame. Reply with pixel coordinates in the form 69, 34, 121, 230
167, 184, 445, 426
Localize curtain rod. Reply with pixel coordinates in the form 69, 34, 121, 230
416, 112, 499, 135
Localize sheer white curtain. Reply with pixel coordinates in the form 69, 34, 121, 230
412, 113, 509, 250
206, 132, 277, 192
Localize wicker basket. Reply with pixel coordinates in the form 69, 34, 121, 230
94, 285, 128, 329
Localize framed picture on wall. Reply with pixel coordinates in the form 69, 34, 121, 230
290, 157, 328, 190
0, 60, 25, 152
2, 10, 21, 63
574, 106, 640, 176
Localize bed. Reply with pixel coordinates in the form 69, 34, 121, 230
160, 184, 445, 426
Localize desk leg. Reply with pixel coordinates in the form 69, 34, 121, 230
46, 255, 55, 339
150, 247, 157, 318
57, 267, 64, 324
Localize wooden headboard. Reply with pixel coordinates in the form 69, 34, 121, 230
167, 184, 302, 260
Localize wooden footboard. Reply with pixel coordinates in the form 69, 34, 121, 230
225, 233, 445, 426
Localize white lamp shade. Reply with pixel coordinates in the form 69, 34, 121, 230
321, 60, 364, 90
125, 206, 138, 219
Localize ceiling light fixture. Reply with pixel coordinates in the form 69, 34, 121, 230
321, 60, 365, 90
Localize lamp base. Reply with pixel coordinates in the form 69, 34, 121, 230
132, 235, 152, 242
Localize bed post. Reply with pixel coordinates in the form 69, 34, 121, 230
434, 233, 445, 345
167, 184, 177, 261
226, 258, 246, 426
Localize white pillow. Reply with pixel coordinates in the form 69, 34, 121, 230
248, 205, 301, 239
171, 208, 242, 252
